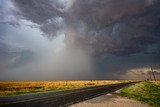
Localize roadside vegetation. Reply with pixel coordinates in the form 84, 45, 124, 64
120, 81, 160, 107
0, 80, 133, 96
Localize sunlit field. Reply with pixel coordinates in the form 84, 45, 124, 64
151, 81, 160, 86
0, 80, 134, 96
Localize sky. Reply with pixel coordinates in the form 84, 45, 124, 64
0, 0, 160, 80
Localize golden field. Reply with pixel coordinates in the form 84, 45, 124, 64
0, 80, 133, 96
151, 81, 160, 86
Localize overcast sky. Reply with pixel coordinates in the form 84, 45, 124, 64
0, 0, 160, 80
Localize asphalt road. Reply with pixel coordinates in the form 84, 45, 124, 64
0, 82, 138, 107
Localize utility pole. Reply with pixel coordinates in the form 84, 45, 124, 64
150, 66, 156, 81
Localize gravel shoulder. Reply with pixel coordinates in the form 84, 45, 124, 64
70, 92, 151, 107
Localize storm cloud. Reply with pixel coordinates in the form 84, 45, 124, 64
0, 0, 160, 80
12, 0, 160, 55
66, 0, 160, 55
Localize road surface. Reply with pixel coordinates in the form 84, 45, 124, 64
0, 82, 137, 107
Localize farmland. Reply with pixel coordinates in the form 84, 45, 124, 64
0, 80, 133, 96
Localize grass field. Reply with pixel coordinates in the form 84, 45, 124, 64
0, 80, 133, 96
120, 81, 160, 107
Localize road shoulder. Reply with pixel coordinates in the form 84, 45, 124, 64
70, 92, 151, 107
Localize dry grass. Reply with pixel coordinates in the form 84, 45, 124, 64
151, 81, 160, 87
0, 80, 133, 96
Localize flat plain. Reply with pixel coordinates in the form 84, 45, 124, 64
0, 80, 134, 96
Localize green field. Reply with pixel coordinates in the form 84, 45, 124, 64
120, 81, 160, 107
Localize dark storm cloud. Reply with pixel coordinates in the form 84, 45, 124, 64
68, 0, 148, 29
13, 0, 65, 37
67, 0, 160, 55
13, 0, 160, 55
95, 52, 160, 77
0, 0, 159, 80
13, 0, 64, 24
